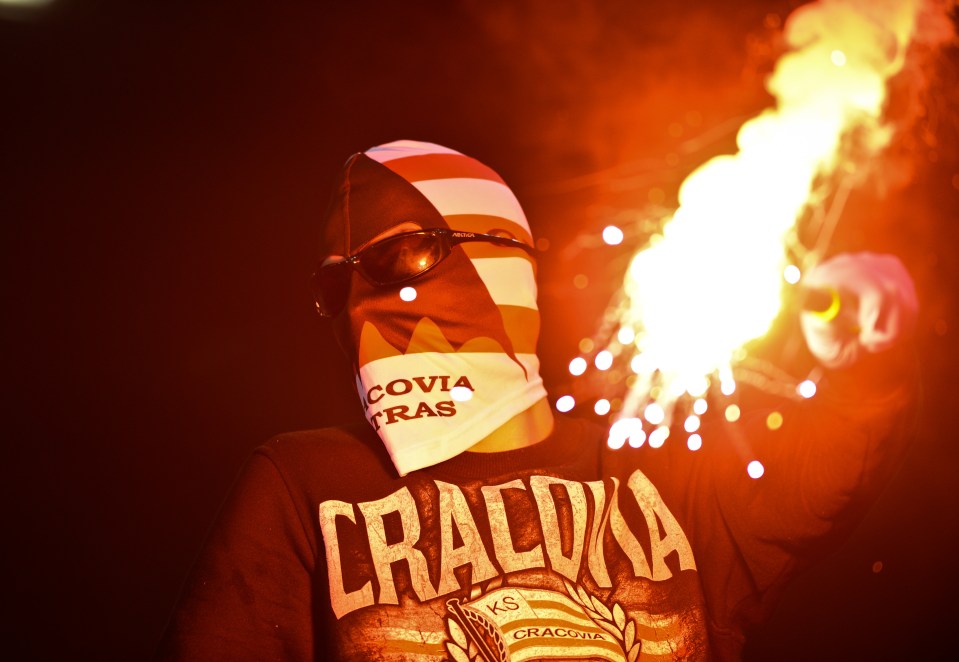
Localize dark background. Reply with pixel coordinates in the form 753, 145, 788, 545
2, 0, 957, 659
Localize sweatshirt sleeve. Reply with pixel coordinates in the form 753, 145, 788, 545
708, 347, 918, 623
157, 449, 317, 661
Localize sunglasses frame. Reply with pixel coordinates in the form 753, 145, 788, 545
311, 228, 535, 317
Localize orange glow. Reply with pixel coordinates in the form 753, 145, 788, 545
725, 404, 741, 423
766, 411, 784, 430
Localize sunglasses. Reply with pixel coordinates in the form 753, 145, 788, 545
311, 228, 535, 317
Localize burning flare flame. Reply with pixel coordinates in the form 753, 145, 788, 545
602, 0, 932, 446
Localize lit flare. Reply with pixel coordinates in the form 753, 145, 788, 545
605, 0, 927, 442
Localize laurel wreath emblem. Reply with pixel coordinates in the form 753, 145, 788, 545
444, 617, 482, 662
443, 576, 641, 662
563, 579, 641, 662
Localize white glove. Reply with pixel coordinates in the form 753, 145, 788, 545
800, 252, 918, 369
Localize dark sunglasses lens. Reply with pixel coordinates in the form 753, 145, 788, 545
312, 263, 352, 316
362, 233, 447, 284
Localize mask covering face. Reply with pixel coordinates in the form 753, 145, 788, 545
319, 140, 548, 476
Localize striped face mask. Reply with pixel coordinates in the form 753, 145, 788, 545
318, 140, 548, 476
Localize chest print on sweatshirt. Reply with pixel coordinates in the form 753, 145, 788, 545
318, 468, 700, 659
442, 577, 682, 661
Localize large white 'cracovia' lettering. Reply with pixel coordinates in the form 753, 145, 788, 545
359, 375, 473, 430
318, 470, 697, 619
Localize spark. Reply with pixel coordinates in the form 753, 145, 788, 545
569, 357, 588, 376
603, 225, 625, 245
720, 377, 736, 396
783, 264, 802, 284
628, 428, 647, 448
747, 460, 765, 479
594, 350, 614, 371
609, 417, 643, 449
643, 402, 665, 425
399, 286, 417, 302
798, 379, 818, 398
556, 395, 575, 412
594, 399, 611, 416
687, 434, 703, 451
450, 386, 473, 402
649, 426, 670, 448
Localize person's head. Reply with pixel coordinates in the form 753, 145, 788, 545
313, 140, 549, 475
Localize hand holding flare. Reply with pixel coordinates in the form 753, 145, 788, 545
800, 252, 918, 369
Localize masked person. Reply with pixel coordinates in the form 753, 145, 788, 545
159, 140, 918, 661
